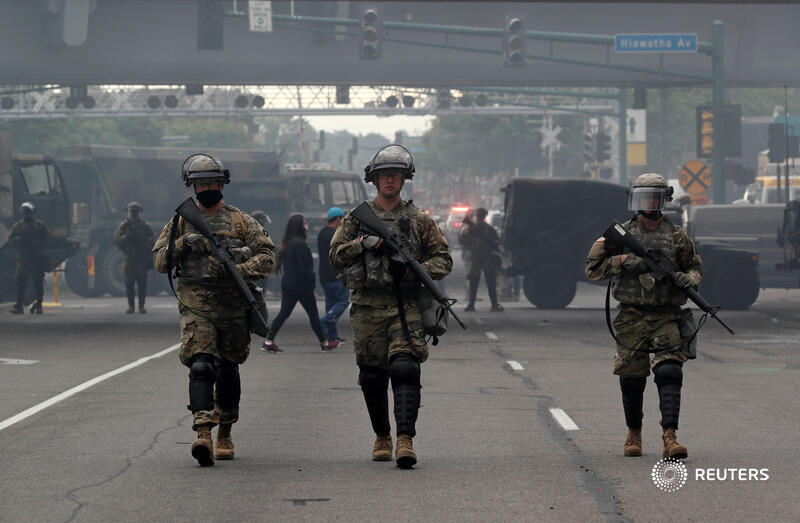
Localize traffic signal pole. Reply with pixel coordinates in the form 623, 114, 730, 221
617, 89, 628, 185
711, 20, 725, 203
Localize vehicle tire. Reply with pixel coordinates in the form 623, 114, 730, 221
64, 249, 105, 297
99, 249, 126, 297
707, 262, 760, 310
523, 264, 577, 309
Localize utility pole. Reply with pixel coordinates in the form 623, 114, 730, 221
711, 20, 725, 203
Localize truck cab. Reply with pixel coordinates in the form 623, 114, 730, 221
0, 136, 79, 300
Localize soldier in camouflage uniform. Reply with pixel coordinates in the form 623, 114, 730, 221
8, 202, 50, 314
585, 173, 701, 460
153, 154, 274, 467
459, 207, 504, 312
113, 201, 155, 313
330, 145, 452, 468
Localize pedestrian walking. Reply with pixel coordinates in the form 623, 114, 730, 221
261, 214, 329, 353
317, 206, 350, 349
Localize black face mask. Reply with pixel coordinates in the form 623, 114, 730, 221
639, 210, 661, 220
196, 190, 223, 207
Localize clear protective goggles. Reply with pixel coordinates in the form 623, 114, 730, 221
627, 186, 668, 211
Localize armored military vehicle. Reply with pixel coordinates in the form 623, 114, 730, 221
0, 133, 79, 301
503, 178, 760, 310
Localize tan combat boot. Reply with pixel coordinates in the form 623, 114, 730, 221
395, 434, 417, 469
216, 423, 235, 460
662, 427, 688, 459
372, 434, 392, 461
191, 423, 214, 466
624, 428, 642, 457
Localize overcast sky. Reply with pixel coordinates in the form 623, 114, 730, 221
304, 114, 433, 140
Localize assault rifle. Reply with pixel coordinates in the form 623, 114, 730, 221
604, 220, 735, 335
175, 197, 269, 336
350, 201, 466, 330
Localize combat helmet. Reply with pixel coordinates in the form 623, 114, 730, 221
127, 201, 142, 211
181, 153, 231, 187
628, 173, 673, 212
364, 144, 415, 183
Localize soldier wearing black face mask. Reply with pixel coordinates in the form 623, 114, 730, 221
152, 153, 275, 467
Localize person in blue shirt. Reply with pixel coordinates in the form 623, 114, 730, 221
317, 207, 350, 349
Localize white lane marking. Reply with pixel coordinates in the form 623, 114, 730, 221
0, 358, 39, 365
506, 360, 524, 371
549, 408, 580, 431
0, 343, 180, 432
473, 317, 484, 325
485, 331, 498, 340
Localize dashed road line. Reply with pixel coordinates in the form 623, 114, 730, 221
549, 407, 580, 431
0, 343, 180, 432
0, 358, 38, 365
485, 331, 498, 340
506, 360, 524, 371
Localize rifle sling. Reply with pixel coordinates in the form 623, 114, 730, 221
393, 277, 412, 343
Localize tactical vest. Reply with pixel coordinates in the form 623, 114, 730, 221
613, 218, 687, 307
177, 204, 246, 285
342, 200, 423, 289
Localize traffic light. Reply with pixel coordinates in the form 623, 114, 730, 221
319, 130, 325, 151
437, 89, 452, 109
503, 16, 526, 67
336, 85, 350, 104
768, 123, 786, 163
197, 0, 224, 50
583, 132, 595, 163
633, 88, 647, 110
359, 7, 383, 59
394, 131, 403, 144
596, 132, 611, 162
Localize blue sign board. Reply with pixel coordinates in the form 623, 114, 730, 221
615, 33, 697, 53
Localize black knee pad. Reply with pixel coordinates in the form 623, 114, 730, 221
654, 361, 683, 387
216, 359, 241, 410
388, 353, 421, 388
359, 366, 389, 392
188, 354, 215, 412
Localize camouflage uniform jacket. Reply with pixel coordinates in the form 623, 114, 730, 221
8, 219, 50, 275
152, 203, 275, 319
585, 215, 702, 308
329, 199, 453, 307
458, 219, 501, 268
113, 218, 155, 276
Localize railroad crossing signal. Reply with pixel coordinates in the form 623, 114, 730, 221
679, 160, 712, 195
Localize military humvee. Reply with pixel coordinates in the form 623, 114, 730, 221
503, 178, 760, 310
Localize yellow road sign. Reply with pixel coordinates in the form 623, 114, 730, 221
679, 160, 711, 195
627, 143, 647, 166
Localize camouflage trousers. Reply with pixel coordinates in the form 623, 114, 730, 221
612, 306, 687, 378
350, 303, 428, 370
179, 311, 250, 429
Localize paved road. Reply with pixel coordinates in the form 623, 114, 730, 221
1, 284, 798, 522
